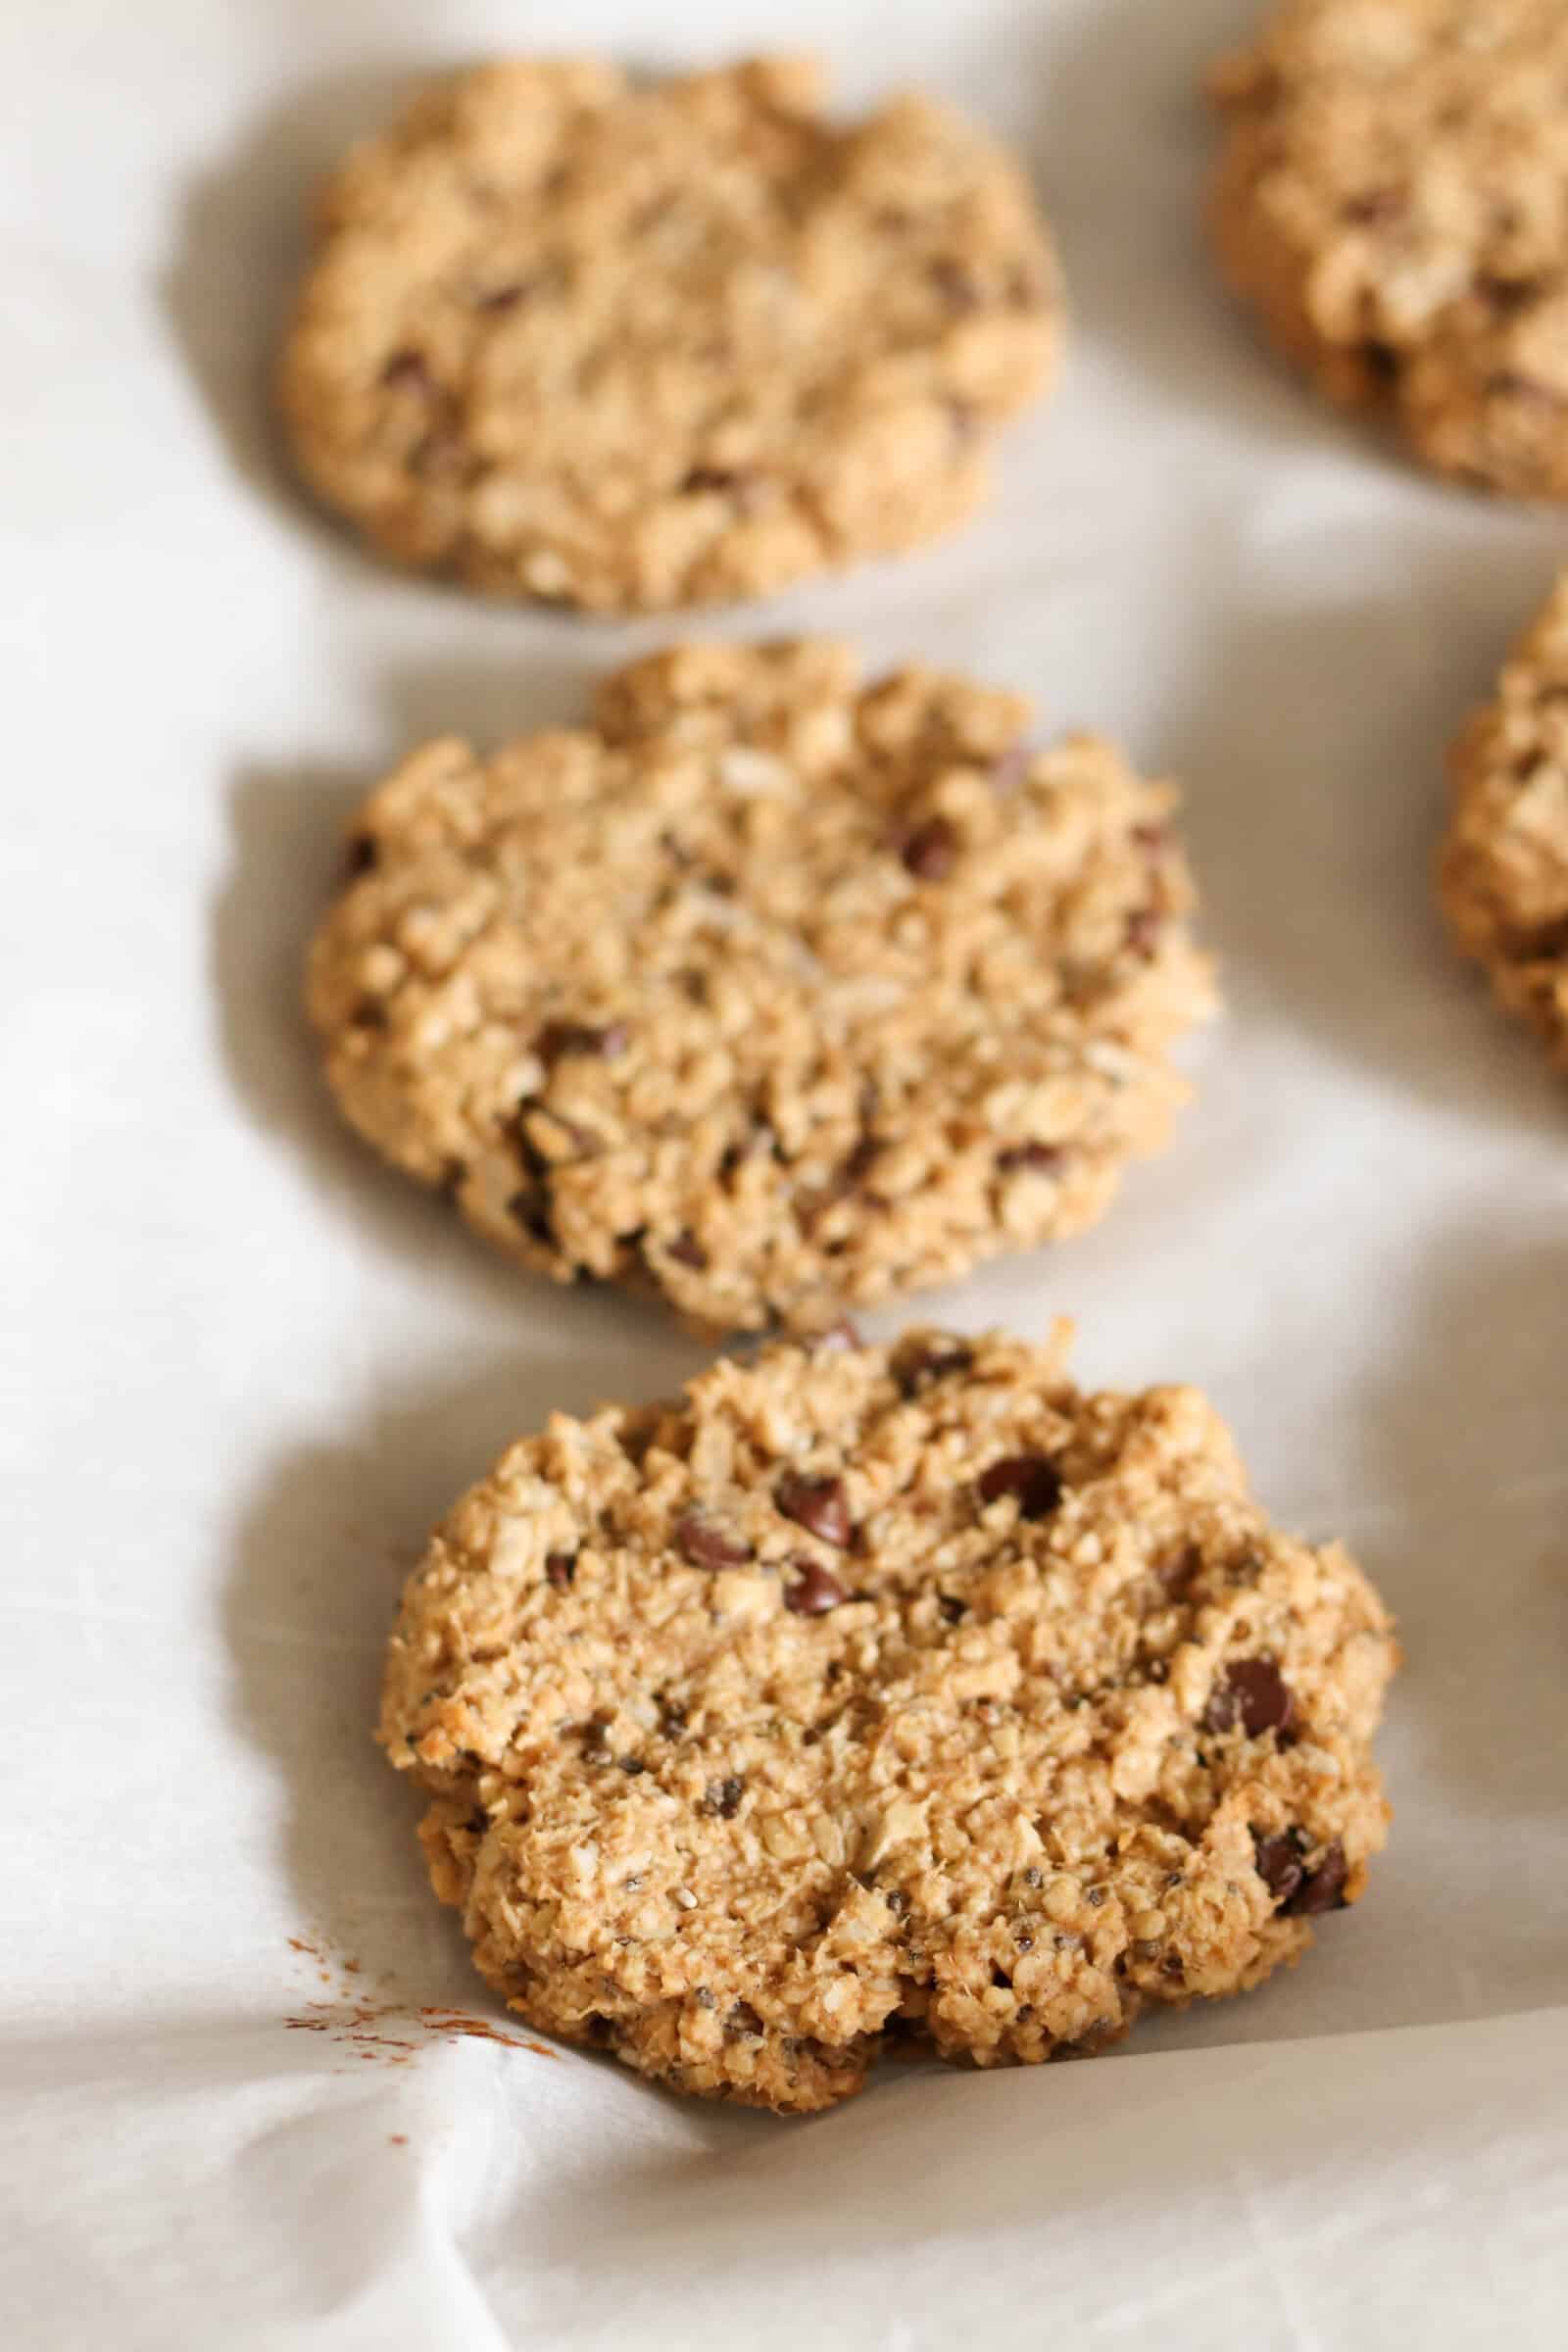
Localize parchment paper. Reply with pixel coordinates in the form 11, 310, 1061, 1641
3, 2, 1564, 2344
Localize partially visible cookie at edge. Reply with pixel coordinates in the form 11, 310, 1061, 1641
379, 1327, 1398, 2112
306, 639, 1216, 1334
1208, 1, 1568, 497
278, 56, 1059, 609
1440, 574, 1568, 1064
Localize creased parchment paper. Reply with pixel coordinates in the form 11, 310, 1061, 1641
2, 2, 1564, 2344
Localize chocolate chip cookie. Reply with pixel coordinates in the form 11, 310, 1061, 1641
380, 1328, 1398, 2112
306, 640, 1215, 1333
1440, 575, 1568, 1063
278, 57, 1058, 608
1209, 2, 1568, 497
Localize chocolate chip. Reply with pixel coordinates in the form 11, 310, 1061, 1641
1284, 1839, 1349, 1917
674, 1514, 752, 1571
1014, 1929, 1034, 1950
901, 816, 959, 880
1252, 1828, 1306, 1907
1125, 907, 1162, 958
544, 1551, 575, 1591
658, 1699, 687, 1738
381, 349, 433, 390
702, 1774, 745, 1818
938, 1593, 966, 1624
536, 1019, 628, 1065
785, 1560, 848, 1615
1085, 1885, 1107, 1907
344, 834, 378, 878
977, 1453, 1063, 1520
893, 1337, 974, 1396
996, 1142, 1063, 1176
1204, 1659, 1296, 1739
725, 2001, 763, 2040
775, 1473, 852, 1547
618, 1756, 646, 1775
666, 1233, 708, 1269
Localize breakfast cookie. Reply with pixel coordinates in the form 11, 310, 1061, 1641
307, 640, 1215, 1333
278, 57, 1058, 608
1440, 576, 1568, 1063
380, 1327, 1398, 2112
1209, 1, 1568, 497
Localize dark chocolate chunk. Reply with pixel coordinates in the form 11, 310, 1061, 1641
702, 1774, 746, 1818
1252, 1829, 1306, 1907
544, 1551, 576, 1591
1205, 1659, 1296, 1739
785, 1560, 848, 1615
1284, 1839, 1349, 1917
976, 1453, 1063, 1520
674, 1514, 753, 1571
775, 1473, 853, 1547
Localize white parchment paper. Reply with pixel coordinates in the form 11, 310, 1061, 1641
3, 2, 1565, 2344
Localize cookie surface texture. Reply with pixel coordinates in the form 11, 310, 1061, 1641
1209, 0, 1568, 496
1441, 575, 1568, 1062
380, 1329, 1398, 2112
307, 640, 1215, 1333
279, 57, 1059, 607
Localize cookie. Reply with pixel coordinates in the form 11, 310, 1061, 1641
306, 640, 1215, 1334
379, 1327, 1398, 2112
1440, 576, 1568, 1063
278, 57, 1058, 608
1209, 1, 1568, 497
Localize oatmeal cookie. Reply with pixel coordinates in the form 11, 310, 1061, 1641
278, 57, 1058, 607
1209, 1, 1568, 496
306, 639, 1215, 1333
380, 1328, 1398, 2112
1440, 575, 1568, 1063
